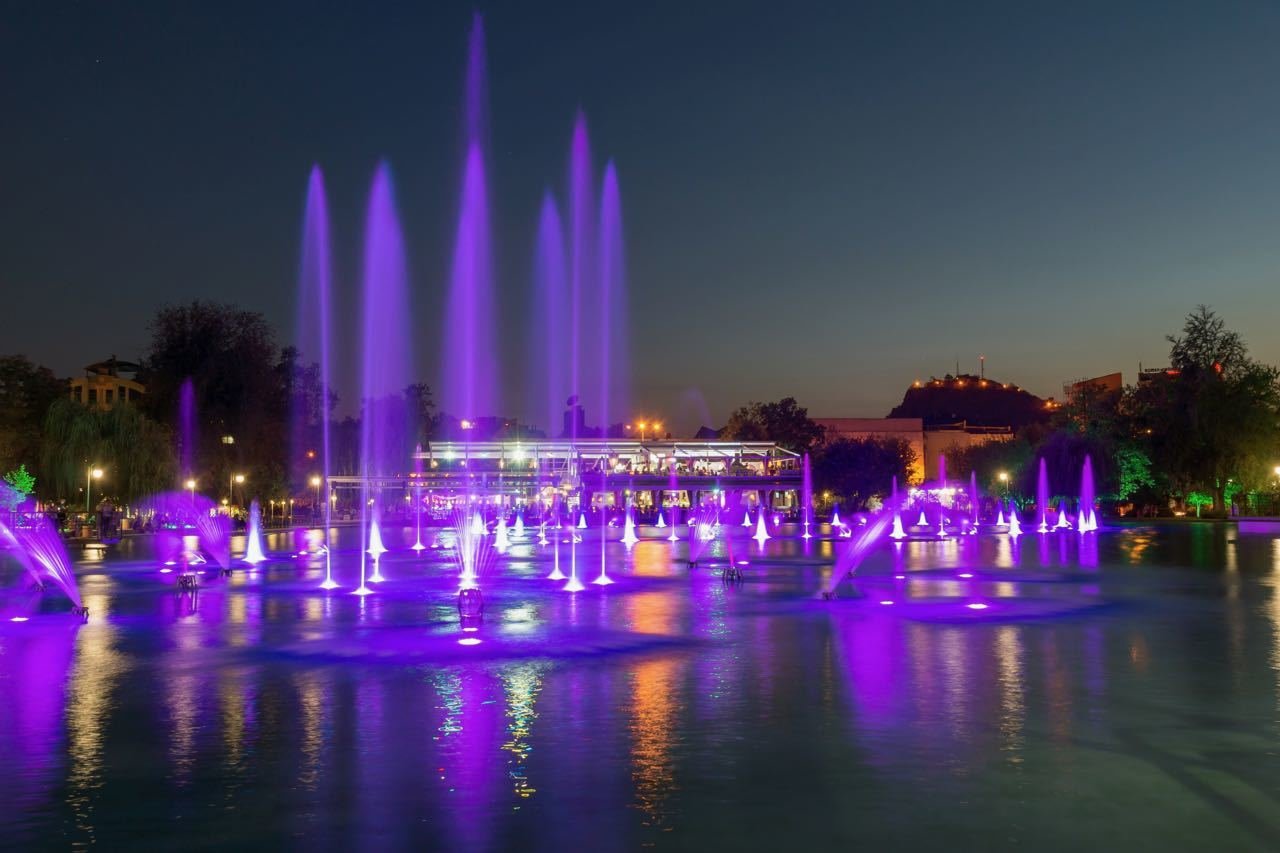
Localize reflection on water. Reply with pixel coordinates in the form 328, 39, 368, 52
3, 524, 1280, 848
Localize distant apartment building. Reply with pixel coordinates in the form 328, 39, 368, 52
1063, 371, 1123, 403
69, 357, 145, 411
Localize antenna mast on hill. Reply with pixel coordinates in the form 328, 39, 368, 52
980, 354, 985, 380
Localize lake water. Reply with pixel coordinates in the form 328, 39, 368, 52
2, 522, 1279, 851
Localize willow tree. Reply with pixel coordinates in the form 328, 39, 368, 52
40, 399, 175, 503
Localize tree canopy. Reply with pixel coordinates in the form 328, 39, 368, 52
723, 397, 825, 455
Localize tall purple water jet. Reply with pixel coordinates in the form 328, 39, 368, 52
936, 453, 948, 537
568, 114, 595, 434
1036, 457, 1050, 533
667, 462, 680, 542
969, 470, 980, 534
442, 13, 496, 422
178, 378, 196, 481
531, 192, 568, 434
1080, 454, 1097, 531
598, 160, 629, 431
294, 166, 336, 587
357, 163, 413, 594
801, 453, 813, 539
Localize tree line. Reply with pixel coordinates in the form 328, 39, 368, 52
722, 307, 1280, 517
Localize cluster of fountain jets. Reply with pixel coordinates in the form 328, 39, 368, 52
884, 454, 1101, 541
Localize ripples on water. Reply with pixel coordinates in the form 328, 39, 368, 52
2, 523, 1280, 850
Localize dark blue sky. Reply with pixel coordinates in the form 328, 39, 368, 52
4, 1, 1279, 433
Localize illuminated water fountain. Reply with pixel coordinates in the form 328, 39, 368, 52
1036, 457, 1051, 533
889, 476, 907, 540
243, 499, 267, 565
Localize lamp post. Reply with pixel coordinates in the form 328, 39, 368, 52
185, 478, 197, 506
310, 475, 322, 520
998, 471, 1009, 497
86, 466, 103, 513
230, 473, 245, 510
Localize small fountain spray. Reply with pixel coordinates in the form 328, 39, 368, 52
741, 506, 752, 528
889, 476, 907, 540
831, 506, 842, 529
753, 510, 771, 547
564, 530, 585, 591
494, 514, 510, 550
243, 499, 267, 564
656, 510, 666, 528
577, 512, 587, 529
1055, 500, 1072, 530
512, 511, 526, 538
1008, 501, 1023, 537
621, 502, 639, 548
548, 527, 566, 580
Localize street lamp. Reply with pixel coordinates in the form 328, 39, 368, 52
185, 478, 197, 505
998, 470, 1009, 497
310, 475, 322, 520
230, 473, 245, 508
86, 466, 103, 513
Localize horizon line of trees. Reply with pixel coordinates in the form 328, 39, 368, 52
3, 303, 1277, 517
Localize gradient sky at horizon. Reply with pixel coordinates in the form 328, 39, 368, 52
4, 1, 1280, 434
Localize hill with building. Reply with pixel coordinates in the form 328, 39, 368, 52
887, 374, 1053, 430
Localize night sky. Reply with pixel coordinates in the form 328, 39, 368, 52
5, 1, 1280, 433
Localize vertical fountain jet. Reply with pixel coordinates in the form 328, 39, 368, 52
969, 470, 980, 535
532, 193, 568, 435
1036, 457, 1051, 533
1079, 454, 1097, 531
667, 462, 680, 542
1007, 501, 1023, 537
753, 511, 771, 547
599, 159, 629, 435
568, 115, 595, 436
442, 12, 497, 423
356, 163, 412, 594
801, 453, 813, 539
243, 499, 267, 564
296, 166, 337, 587
889, 476, 907, 540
